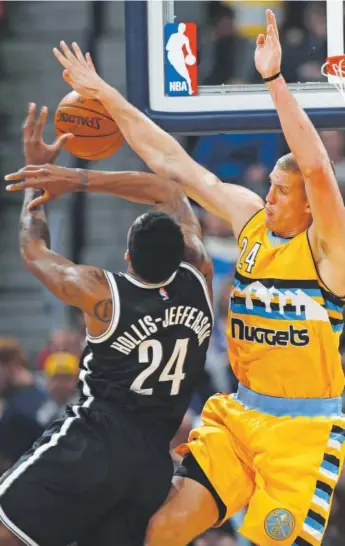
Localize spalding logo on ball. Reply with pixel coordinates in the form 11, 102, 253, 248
54, 91, 124, 160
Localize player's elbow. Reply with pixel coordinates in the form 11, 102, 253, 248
155, 178, 185, 205
19, 240, 46, 270
301, 158, 334, 182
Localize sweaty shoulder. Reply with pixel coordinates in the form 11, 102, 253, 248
200, 172, 264, 239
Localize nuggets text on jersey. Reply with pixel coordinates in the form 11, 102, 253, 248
227, 209, 345, 398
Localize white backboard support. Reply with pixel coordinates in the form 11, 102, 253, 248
126, 0, 345, 134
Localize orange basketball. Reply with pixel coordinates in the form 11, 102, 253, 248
54, 91, 124, 160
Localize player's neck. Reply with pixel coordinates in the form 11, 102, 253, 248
271, 228, 297, 239
272, 218, 312, 239
126, 264, 150, 285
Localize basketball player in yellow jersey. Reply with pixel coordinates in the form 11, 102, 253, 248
25, 9, 345, 545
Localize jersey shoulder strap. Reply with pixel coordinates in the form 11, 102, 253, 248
238, 208, 265, 244
179, 262, 214, 323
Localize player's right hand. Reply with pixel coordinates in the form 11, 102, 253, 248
24, 103, 73, 165
53, 42, 105, 99
5, 164, 80, 210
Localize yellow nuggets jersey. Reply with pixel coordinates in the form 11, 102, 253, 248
178, 210, 345, 546
228, 209, 345, 398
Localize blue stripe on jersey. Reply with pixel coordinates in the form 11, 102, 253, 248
323, 299, 344, 314
232, 278, 322, 298
294, 428, 339, 546
321, 460, 339, 475
330, 431, 345, 445
331, 323, 344, 333
230, 302, 307, 321
305, 516, 324, 534
315, 488, 331, 504
236, 384, 342, 417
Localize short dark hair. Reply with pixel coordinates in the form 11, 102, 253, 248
128, 211, 185, 283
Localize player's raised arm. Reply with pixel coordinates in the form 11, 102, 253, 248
52, 42, 263, 238
16, 105, 114, 338
259, 11, 345, 264
7, 164, 213, 295
19, 188, 115, 337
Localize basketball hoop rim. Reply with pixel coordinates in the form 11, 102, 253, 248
322, 55, 345, 77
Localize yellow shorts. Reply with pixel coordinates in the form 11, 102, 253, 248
177, 385, 345, 546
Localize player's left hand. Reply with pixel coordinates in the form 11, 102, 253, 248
254, 9, 282, 79
23, 103, 73, 165
5, 164, 79, 210
53, 42, 106, 99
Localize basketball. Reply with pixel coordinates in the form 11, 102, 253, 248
54, 91, 124, 160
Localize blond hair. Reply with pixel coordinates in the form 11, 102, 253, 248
276, 152, 336, 176
276, 153, 301, 174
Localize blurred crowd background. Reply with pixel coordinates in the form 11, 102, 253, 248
0, 1, 345, 545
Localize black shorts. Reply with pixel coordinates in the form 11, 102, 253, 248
0, 401, 173, 546
175, 452, 227, 523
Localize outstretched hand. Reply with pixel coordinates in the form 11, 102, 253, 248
23, 103, 73, 165
53, 42, 105, 99
255, 9, 282, 79
5, 164, 81, 210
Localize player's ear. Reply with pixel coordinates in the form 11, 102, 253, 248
124, 249, 130, 262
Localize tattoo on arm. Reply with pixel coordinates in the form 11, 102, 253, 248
93, 299, 113, 323
20, 189, 51, 251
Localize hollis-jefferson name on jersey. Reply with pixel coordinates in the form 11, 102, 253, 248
111, 305, 212, 355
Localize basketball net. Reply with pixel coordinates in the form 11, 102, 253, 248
321, 55, 345, 101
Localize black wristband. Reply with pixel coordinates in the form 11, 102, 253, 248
263, 72, 281, 82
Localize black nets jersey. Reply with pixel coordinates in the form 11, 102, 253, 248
78, 262, 213, 440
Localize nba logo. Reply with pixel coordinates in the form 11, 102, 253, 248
164, 22, 198, 97
159, 287, 169, 301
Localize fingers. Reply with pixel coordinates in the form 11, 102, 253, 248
62, 69, 73, 86
58, 133, 74, 145
266, 9, 279, 41
54, 42, 91, 72
27, 191, 51, 211
266, 34, 274, 49
269, 9, 280, 40
53, 46, 71, 69
5, 181, 27, 191
33, 106, 48, 142
256, 34, 265, 47
59, 41, 77, 63
5, 167, 48, 182
52, 132, 74, 153
71, 42, 87, 64
85, 52, 95, 71
22, 103, 36, 139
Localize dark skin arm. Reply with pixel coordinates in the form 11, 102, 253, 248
12, 105, 212, 337
15, 166, 213, 302
19, 188, 113, 337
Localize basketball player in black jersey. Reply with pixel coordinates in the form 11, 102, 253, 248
0, 104, 213, 546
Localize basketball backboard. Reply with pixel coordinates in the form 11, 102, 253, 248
125, 0, 345, 134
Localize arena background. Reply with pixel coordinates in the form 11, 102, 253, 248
0, 1, 344, 544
